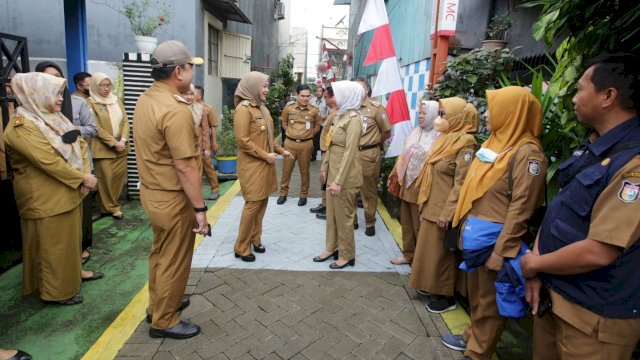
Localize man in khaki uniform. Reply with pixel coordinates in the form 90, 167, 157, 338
353, 77, 391, 236
194, 85, 220, 200
521, 54, 640, 360
277, 84, 321, 206
133, 40, 209, 340
312, 86, 337, 219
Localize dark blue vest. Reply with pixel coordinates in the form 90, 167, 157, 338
539, 117, 640, 319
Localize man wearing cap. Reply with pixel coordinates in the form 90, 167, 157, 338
277, 84, 321, 206
133, 40, 208, 340
353, 76, 391, 236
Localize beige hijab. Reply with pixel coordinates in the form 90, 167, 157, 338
90, 72, 123, 137
11, 72, 84, 171
235, 71, 274, 152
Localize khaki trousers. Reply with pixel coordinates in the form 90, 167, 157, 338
321, 151, 327, 207
326, 186, 358, 260
280, 139, 314, 197
141, 187, 195, 329
359, 148, 381, 227
463, 266, 506, 360
94, 156, 127, 213
21, 205, 82, 301
408, 218, 457, 296
235, 198, 268, 256
399, 200, 419, 262
533, 312, 637, 360
202, 155, 220, 192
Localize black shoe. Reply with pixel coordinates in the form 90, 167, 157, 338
365, 226, 375, 237
149, 320, 201, 339
310, 204, 326, 213
82, 270, 104, 282
7, 350, 32, 360
426, 296, 457, 314
298, 197, 307, 206
313, 250, 339, 262
146, 295, 191, 323
316, 212, 326, 220
253, 244, 266, 253
47, 294, 84, 306
329, 259, 355, 269
354, 223, 359, 230
235, 253, 256, 262
277, 196, 287, 205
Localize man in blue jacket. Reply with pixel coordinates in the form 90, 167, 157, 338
521, 53, 640, 359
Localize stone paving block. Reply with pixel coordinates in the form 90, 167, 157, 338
248, 336, 285, 359
327, 336, 360, 360
402, 336, 435, 360
205, 353, 231, 360
197, 319, 226, 339
393, 308, 428, 336
126, 331, 164, 345
222, 340, 252, 359
151, 352, 176, 360
194, 272, 226, 293
268, 320, 298, 341
211, 306, 244, 325
118, 343, 161, 357
352, 338, 385, 359
279, 308, 312, 327
219, 319, 251, 341
336, 320, 371, 343
300, 335, 340, 360
169, 335, 211, 359
195, 335, 236, 359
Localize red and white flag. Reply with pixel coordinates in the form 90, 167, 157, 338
321, 42, 334, 81
358, 0, 410, 157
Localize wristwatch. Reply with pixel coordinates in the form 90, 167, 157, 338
194, 205, 208, 213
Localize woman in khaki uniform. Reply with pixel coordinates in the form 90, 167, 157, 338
314, 81, 364, 269
4, 72, 98, 305
388, 100, 441, 266
87, 72, 129, 219
441, 87, 548, 360
407, 97, 479, 313
182, 85, 210, 174
233, 71, 292, 262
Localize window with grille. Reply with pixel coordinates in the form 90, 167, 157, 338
208, 25, 219, 76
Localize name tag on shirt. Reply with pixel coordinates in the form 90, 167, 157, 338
305, 116, 311, 130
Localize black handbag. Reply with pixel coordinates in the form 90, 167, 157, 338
443, 225, 460, 252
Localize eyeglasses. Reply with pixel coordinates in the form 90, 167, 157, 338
61, 129, 81, 144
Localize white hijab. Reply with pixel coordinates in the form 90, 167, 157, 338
333, 81, 365, 116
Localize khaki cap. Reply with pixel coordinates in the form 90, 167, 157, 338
151, 40, 204, 68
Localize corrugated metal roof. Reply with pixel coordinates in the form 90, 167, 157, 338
334, 0, 351, 5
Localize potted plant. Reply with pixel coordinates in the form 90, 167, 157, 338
216, 106, 238, 174
482, 14, 512, 50
110, 0, 171, 53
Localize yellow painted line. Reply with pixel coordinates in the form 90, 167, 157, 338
376, 197, 471, 336
82, 181, 241, 360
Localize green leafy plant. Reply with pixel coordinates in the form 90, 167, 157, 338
485, 14, 512, 41
107, 0, 171, 36
264, 54, 296, 139
217, 106, 237, 157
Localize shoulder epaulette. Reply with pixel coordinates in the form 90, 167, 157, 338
14, 115, 25, 126
370, 100, 381, 107
349, 111, 358, 118
172, 94, 190, 104
286, 100, 296, 106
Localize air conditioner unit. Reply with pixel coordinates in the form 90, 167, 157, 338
275, 1, 285, 20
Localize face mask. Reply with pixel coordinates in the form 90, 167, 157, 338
433, 116, 449, 132
475, 147, 512, 163
82, 88, 90, 96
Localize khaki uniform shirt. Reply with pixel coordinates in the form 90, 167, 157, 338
320, 109, 338, 152
133, 81, 199, 191
468, 143, 548, 258
87, 99, 129, 159
419, 146, 476, 220
322, 111, 363, 188
5, 114, 89, 219
550, 155, 640, 346
359, 97, 391, 146
281, 102, 321, 140
202, 103, 218, 152
234, 99, 285, 201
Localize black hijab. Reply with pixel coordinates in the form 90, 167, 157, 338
35, 61, 74, 121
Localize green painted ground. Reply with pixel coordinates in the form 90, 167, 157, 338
0, 180, 234, 360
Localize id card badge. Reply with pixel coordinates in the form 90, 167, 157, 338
305, 116, 311, 130
363, 123, 368, 132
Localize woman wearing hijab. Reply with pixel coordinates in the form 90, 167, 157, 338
407, 97, 479, 314
313, 81, 364, 269
35, 61, 73, 121
233, 71, 293, 262
4, 72, 99, 305
388, 100, 441, 266
440, 87, 548, 360
181, 84, 210, 173
87, 72, 129, 220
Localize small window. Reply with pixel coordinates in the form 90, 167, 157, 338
208, 25, 219, 76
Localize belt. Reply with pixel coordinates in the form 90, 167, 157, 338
286, 136, 314, 143
358, 144, 379, 151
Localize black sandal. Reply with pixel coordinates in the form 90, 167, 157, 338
313, 250, 339, 262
